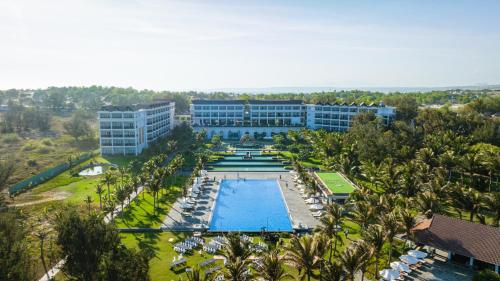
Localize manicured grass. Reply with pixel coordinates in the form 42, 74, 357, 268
316, 172, 355, 194
120, 232, 223, 281
114, 177, 186, 228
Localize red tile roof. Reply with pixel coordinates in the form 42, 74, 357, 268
412, 214, 500, 265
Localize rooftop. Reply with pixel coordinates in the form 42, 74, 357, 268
412, 214, 500, 265
100, 100, 173, 111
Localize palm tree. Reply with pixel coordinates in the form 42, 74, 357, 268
399, 209, 416, 250
451, 186, 482, 222
316, 203, 343, 261
380, 212, 401, 267
101, 171, 116, 201
351, 201, 375, 230
223, 257, 252, 281
483, 192, 500, 227
146, 169, 164, 215
223, 233, 252, 263
118, 165, 130, 184
363, 224, 385, 279
96, 184, 104, 210
339, 241, 368, 281
284, 234, 326, 281
84, 195, 93, 215
416, 190, 441, 218
256, 249, 291, 281
321, 261, 345, 281
114, 185, 128, 218
185, 266, 213, 281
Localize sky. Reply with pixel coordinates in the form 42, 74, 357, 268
1, 0, 500, 91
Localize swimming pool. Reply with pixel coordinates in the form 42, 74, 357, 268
209, 179, 293, 232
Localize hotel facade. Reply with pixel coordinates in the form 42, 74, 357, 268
98, 101, 175, 155
191, 99, 395, 139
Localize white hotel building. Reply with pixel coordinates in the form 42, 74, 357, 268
191, 100, 395, 139
98, 101, 175, 155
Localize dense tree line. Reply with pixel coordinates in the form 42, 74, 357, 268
1, 101, 51, 133
1, 87, 498, 116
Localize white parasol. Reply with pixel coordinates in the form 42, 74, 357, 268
390, 261, 411, 273
408, 250, 427, 259
379, 269, 400, 281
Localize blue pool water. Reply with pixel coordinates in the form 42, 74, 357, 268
209, 179, 293, 232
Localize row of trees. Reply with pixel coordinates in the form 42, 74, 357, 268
2, 86, 497, 115
1, 101, 51, 133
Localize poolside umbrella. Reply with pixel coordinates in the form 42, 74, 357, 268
390, 261, 411, 273
309, 204, 324, 210
408, 250, 427, 259
305, 198, 321, 204
399, 255, 420, 265
379, 269, 400, 281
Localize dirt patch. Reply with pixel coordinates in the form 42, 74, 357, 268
7, 190, 71, 207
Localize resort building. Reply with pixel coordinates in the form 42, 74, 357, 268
306, 102, 395, 132
190, 100, 306, 139
412, 214, 500, 273
190, 99, 395, 138
98, 100, 175, 155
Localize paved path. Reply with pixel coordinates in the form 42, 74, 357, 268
162, 171, 318, 231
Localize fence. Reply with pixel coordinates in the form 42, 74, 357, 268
9, 151, 99, 195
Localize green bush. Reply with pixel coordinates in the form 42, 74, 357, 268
472, 270, 500, 281
2, 133, 20, 143
21, 142, 39, 151
41, 138, 54, 146
37, 145, 54, 154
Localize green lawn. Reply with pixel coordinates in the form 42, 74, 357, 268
114, 177, 186, 228
121, 232, 224, 281
316, 172, 355, 194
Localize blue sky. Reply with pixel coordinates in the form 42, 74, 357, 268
1, 0, 499, 90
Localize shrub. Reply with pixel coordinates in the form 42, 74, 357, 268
27, 159, 38, 167
41, 138, 54, 146
473, 270, 500, 281
22, 142, 38, 151
2, 133, 20, 143
37, 145, 54, 154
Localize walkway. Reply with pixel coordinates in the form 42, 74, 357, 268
161, 171, 318, 231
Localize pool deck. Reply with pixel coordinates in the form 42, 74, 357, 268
161, 171, 318, 231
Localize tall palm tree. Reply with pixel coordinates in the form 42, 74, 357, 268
316, 203, 343, 261
223, 233, 252, 263
416, 190, 441, 218
451, 186, 482, 222
185, 266, 214, 281
380, 212, 401, 267
223, 257, 252, 281
351, 201, 375, 230
321, 261, 345, 281
114, 185, 128, 218
399, 209, 416, 250
118, 165, 130, 184
339, 241, 368, 281
483, 192, 500, 227
256, 249, 291, 281
96, 184, 104, 210
101, 171, 116, 201
363, 224, 385, 279
84, 195, 93, 215
146, 169, 164, 215
284, 234, 326, 281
